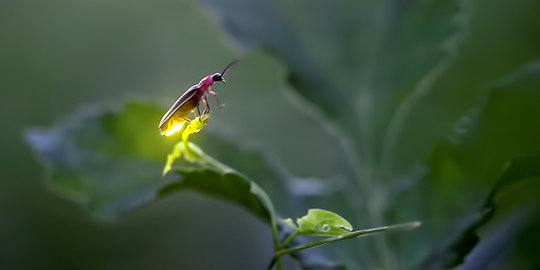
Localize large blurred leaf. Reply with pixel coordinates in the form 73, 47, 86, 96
199, 0, 470, 268
25, 101, 281, 220
201, 0, 469, 172
25, 102, 176, 218
432, 61, 540, 184
405, 61, 540, 268
423, 61, 540, 207
384, 0, 540, 175
421, 154, 540, 269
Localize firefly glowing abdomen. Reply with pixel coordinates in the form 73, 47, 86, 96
158, 86, 202, 135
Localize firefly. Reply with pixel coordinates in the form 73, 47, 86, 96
159, 60, 238, 136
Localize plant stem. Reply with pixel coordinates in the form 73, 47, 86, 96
267, 257, 278, 270
280, 231, 300, 249
251, 183, 283, 270
192, 147, 284, 269
270, 221, 421, 266
271, 217, 284, 270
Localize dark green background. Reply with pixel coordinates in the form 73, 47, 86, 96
1, 0, 539, 269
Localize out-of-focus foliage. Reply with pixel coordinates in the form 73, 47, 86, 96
7, 0, 540, 269
392, 61, 540, 269
200, 0, 468, 174
27, 100, 421, 269
26, 102, 275, 222
197, 0, 540, 268
25, 102, 176, 218
422, 154, 540, 269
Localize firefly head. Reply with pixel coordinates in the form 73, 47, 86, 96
212, 60, 238, 84
211, 73, 223, 82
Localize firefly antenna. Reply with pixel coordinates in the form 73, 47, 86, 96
221, 60, 238, 77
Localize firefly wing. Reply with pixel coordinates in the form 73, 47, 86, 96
159, 85, 199, 129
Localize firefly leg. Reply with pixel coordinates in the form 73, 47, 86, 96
202, 97, 210, 115
209, 91, 224, 109
196, 105, 202, 117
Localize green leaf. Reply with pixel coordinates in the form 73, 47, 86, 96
420, 154, 540, 269
410, 61, 540, 268
436, 61, 540, 183
25, 101, 275, 222
292, 209, 353, 236
282, 218, 298, 230
201, 0, 469, 169
187, 132, 292, 212
389, 1, 540, 175
25, 101, 176, 218
160, 140, 274, 222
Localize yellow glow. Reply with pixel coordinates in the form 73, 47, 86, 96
181, 115, 209, 142
161, 115, 212, 176
164, 123, 186, 136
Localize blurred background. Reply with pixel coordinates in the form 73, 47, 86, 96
1, 0, 540, 269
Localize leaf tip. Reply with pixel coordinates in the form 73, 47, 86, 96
395, 221, 422, 231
